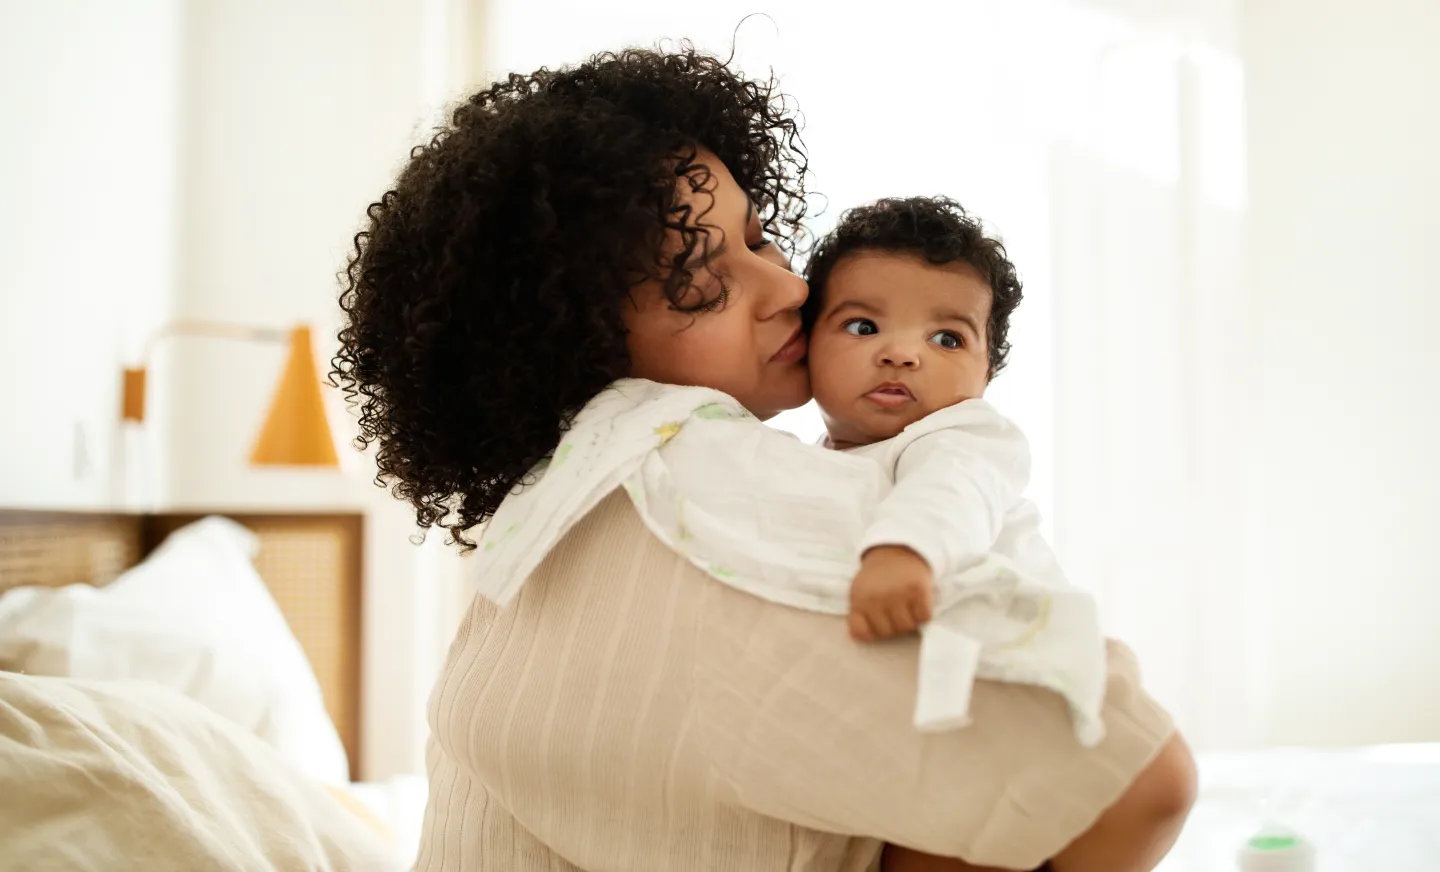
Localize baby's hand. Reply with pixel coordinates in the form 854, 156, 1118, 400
848, 545, 934, 642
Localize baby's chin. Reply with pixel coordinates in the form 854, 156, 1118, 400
825, 410, 914, 447
866, 420, 912, 443
823, 389, 971, 445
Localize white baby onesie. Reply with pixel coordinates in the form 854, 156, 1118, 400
853, 398, 1034, 581
470, 379, 1108, 745
847, 399, 1105, 740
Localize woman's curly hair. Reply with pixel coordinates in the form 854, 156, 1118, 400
801, 196, 1022, 377
331, 46, 809, 549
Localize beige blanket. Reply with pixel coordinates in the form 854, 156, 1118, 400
0, 672, 402, 872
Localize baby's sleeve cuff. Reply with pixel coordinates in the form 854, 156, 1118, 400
858, 522, 952, 577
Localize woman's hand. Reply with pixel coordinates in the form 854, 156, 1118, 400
848, 545, 934, 641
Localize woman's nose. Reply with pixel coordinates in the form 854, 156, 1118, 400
752, 250, 809, 318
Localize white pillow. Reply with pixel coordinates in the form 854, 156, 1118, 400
0, 516, 351, 785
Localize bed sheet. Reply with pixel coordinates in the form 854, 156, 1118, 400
1161, 744, 1440, 871
347, 774, 429, 866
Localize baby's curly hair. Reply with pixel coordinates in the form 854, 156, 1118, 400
331, 46, 809, 549
802, 196, 1022, 377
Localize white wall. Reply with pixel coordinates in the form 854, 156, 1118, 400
167, 0, 476, 778
1047, 41, 1253, 748
1242, 0, 1440, 745
0, 0, 479, 778
169, 0, 436, 509
0, 0, 181, 508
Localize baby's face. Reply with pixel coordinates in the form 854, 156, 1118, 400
809, 251, 992, 447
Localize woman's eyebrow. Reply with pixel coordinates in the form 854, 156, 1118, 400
684, 199, 757, 271
683, 237, 728, 271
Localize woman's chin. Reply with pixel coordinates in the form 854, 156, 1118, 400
750, 368, 812, 421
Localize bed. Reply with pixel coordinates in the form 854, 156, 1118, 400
0, 510, 363, 767
0, 508, 419, 869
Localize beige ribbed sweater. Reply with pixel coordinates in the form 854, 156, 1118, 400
416, 491, 1172, 872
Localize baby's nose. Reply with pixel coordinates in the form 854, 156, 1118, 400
879, 346, 921, 368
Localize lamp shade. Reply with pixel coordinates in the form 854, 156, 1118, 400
250, 326, 340, 467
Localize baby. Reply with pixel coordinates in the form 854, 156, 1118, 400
804, 196, 1065, 872
803, 195, 1049, 644
812, 200, 1071, 872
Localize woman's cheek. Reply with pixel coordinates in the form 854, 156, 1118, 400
676, 324, 742, 386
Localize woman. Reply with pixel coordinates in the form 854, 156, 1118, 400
333, 47, 1194, 872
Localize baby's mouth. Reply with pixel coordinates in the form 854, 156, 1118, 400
863, 381, 915, 408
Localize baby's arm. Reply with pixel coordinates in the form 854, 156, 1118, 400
849, 401, 1031, 641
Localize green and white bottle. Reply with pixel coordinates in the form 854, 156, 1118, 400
1237, 826, 1315, 872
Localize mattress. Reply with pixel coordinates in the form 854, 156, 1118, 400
346, 745, 1440, 870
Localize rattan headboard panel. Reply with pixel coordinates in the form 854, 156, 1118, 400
0, 510, 364, 780
0, 513, 143, 589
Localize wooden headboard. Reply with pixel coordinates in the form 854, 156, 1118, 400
0, 510, 364, 780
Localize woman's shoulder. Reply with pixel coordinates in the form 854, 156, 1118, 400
470, 381, 880, 607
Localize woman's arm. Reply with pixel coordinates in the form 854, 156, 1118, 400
692, 570, 1179, 870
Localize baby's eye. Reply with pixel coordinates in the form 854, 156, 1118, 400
842, 319, 878, 336
930, 330, 964, 350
